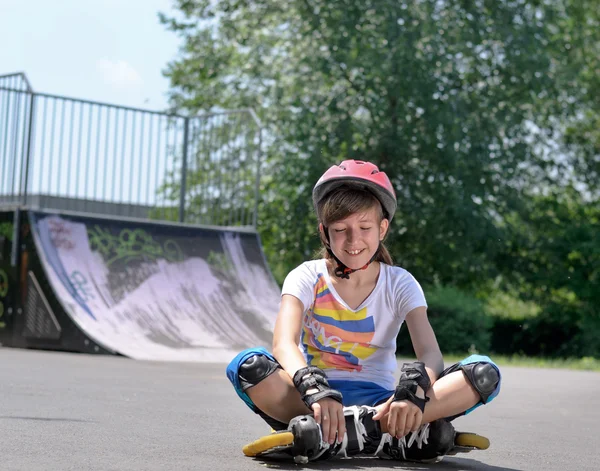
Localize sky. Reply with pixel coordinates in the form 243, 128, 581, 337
0, 0, 181, 111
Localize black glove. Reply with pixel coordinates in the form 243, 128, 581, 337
293, 366, 343, 409
393, 362, 431, 413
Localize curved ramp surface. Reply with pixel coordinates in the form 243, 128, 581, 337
29, 211, 279, 362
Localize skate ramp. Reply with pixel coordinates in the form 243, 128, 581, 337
28, 211, 280, 362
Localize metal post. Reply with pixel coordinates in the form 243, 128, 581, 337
22, 93, 36, 206
179, 117, 190, 223
10, 209, 20, 268
252, 124, 263, 229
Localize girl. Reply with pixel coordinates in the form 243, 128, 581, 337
227, 160, 501, 462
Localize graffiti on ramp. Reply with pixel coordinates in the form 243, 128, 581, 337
29, 212, 280, 362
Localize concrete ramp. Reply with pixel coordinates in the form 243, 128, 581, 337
7, 210, 280, 362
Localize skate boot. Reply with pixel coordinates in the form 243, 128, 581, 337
242, 414, 335, 463
378, 419, 490, 463
242, 409, 489, 463
242, 405, 382, 463
285, 406, 384, 462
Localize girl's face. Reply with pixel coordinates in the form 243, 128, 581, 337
323, 205, 389, 270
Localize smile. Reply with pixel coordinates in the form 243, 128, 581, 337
345, 249, 365, 256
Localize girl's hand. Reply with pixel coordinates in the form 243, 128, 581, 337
312, 397, 346, 445
373, 395, 423, 439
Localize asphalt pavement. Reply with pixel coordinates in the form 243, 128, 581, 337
1, 348, 598, 471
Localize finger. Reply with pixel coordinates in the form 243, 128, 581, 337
337, 406, 346, 443
312, 403, 322, 424
404, 413, 415, 437
327, 408, 338, 444
387, 409, 397, 438
373, 397, 392, 420
321, 409, 330, 442
412, 411, 423, 433
396, 409, 407, 438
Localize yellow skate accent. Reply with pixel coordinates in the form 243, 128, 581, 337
242, 431, 295, 457
455, 432, 490, 450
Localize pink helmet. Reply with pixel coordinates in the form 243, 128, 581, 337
312, 160, 397, 221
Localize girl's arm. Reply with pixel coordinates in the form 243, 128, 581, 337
273, 294, 347, 444
373, 306, 444, 435
405, 306, 445, 384
272, 294, 308, 376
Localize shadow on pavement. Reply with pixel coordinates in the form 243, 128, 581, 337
0, 416, 94, 423
249, 455, 523, 471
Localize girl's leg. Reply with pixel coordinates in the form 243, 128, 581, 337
421, 371, 481, 423
226, 347, 310, 426
377, 356, 501, 433
377, 370, 479, 434
369, 361, 500, 462
245, 367, 311, 423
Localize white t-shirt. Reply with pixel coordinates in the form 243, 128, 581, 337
281, 259, 427, 391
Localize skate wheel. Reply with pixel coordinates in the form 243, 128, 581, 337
455, 432, 490, 450
242, 431, 295, 457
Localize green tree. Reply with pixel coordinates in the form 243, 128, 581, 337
555, 0, 600, 196
159, 0, 591, 290
499, 188, 600, 356
154, 113, 262, 227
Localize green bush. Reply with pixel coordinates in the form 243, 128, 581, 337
522, 305, 600, 358
484, 290, 541, 355
489, 316, 537, 355
487, 294, 600, 359
396, 285, 492, 356
396, 285, 599, 359
485, 290, 540, 320
576, 313, 600, 358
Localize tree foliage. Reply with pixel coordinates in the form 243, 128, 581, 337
554, 0, 600, 195
499, 188, 600, 356
159, 0, 599, 356
160, 0, 592, 285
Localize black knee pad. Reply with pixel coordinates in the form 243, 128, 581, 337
459, 362, 499, 403
238, 354, 281, 391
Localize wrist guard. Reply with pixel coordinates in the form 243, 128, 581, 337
293, 366, 343, 409
393, 362, 431, 413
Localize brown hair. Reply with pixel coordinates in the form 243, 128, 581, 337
316, 184, 394, 265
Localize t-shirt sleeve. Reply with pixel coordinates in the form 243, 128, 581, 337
281, 263, 315, 312
394, 270, 428, 319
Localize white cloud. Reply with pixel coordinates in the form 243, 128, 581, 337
96, 59, 143, 87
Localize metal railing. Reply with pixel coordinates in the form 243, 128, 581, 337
0, 73, 262, 228
0, 72, 32, 92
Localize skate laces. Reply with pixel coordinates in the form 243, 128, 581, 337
405, 422, 430, 449
331, 406, 369, 457
354, 408, 370, 449
376, 423, 431, 459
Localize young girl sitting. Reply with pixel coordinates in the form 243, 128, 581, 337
227, 159, 501, 462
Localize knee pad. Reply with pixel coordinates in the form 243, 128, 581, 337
238, 354, 281, 391
459, 362, 500, 404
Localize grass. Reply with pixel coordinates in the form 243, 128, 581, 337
442, 354, 600, 371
